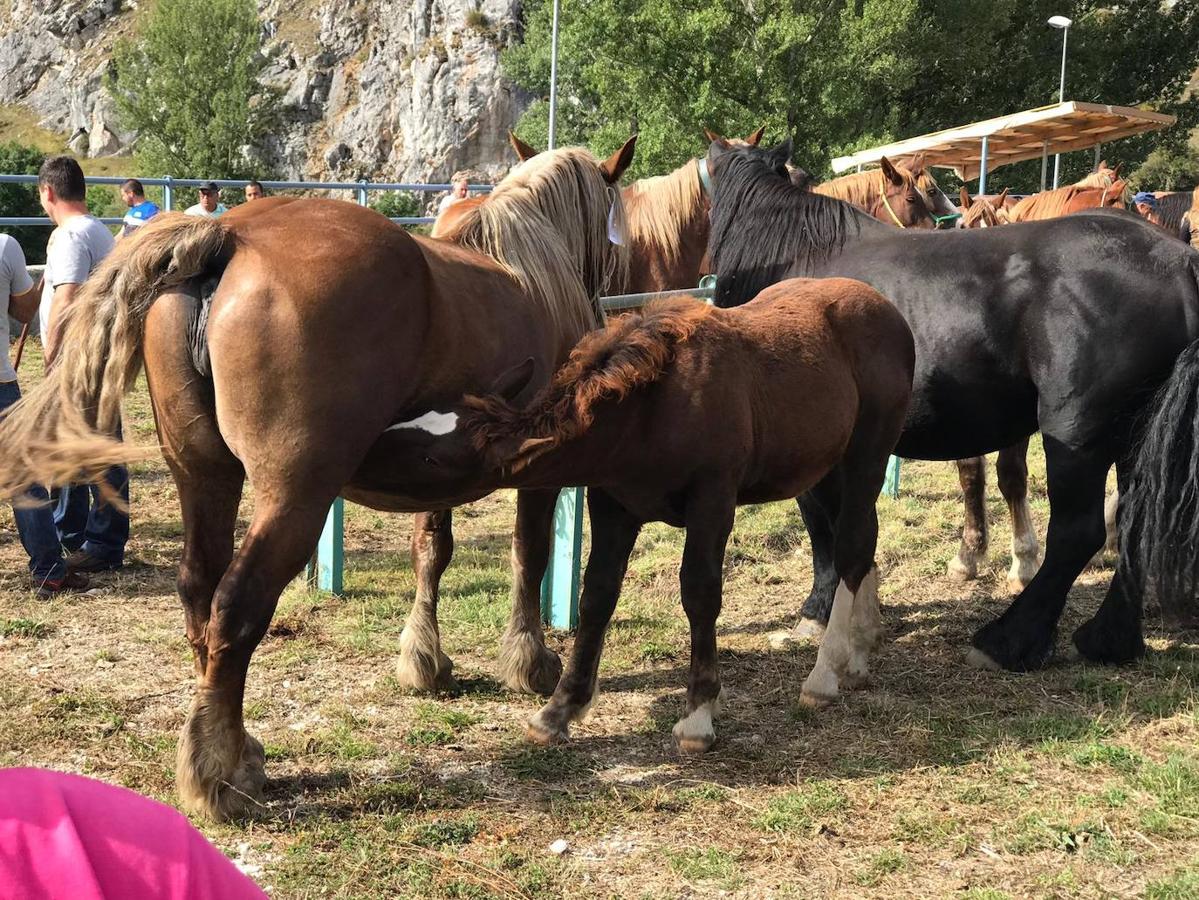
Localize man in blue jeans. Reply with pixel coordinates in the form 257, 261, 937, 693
0, 232, 88, 596
38, 156, 127, 572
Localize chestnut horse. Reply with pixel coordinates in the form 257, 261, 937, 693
0, 142, 636, 820
813, 157, 936, 228
1007, 178, 1127, 222
377, 279, 914, 751
505, 126, 767, 294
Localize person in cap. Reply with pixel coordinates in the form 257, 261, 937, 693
185, 181, 228, 218
115, 179, 161, 242
1132, 191, 1159, 225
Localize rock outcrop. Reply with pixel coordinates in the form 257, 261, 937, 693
0, 0, 532, 185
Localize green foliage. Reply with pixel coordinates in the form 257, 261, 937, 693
1132, 145, 1199, 191
109, 0, 276, 179
504, 0, 1199, 191
370, 191, 424, 220
0, 142, 47, 263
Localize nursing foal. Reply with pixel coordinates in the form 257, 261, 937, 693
381, 278, 914, 751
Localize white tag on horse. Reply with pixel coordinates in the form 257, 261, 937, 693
607, 201, 624, 246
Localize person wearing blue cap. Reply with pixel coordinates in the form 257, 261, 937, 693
1132, 191, 1159, 224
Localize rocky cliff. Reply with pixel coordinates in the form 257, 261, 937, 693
0, 0, 531, 184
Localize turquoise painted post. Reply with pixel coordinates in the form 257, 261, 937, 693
540, 487, 583, 629
312, 499, 344, 594
882, 456, 902, 500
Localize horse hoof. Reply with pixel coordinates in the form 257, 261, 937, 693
395, 651, 457, 694
1006, 575, 1030, 595
799, 690, 834, 709
947, 555, 978, 583
525, 719, 568, 746
177, 730, 266, 823
792, 617, 826, 644
674, 732, 715, 755
499, 634, 563, 696
1072, 619, 1145, 665
841, 669, 869, 690
965, 647, 1002, 671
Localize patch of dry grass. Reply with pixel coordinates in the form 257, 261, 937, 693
0, 340, 1196, 898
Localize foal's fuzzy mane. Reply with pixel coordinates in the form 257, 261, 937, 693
709, 145, 862, 307
623, 159, 705, 265
441, 147, 628, 339
465, 299, 716, 458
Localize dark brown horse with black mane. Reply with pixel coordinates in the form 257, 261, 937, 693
0, 142, 635, 820
374, 278, 914, 750
707, 138, 1199, 676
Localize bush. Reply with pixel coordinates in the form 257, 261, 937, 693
0, 142, 48, 264
370, 191, 424, 222
1131, 144, 1199, 192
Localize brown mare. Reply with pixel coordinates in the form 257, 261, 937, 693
0, 142, 637, 820
948, 175, 1125, 590
378, 278, 914, 751
813, 156, 936, 228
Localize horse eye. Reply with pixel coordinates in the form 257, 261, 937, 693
423, 456, 440, 467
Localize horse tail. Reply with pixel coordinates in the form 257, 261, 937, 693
1120, 265, 1199, 624
0, 213, 229, 498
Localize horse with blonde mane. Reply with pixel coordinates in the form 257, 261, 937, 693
813, 156, 937, 228
375, 278, 914, 752
0, 140, 636, 821
1007, 168, 1127, 222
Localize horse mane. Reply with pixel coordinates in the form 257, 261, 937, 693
464, 298, 716, 461
709, 145, 861, 307
441, 147, 628, 339
622, 159, 705, 266
1155, 191, 1195, 233
1074, 168, 1116, 189
961, 196, 1008, 228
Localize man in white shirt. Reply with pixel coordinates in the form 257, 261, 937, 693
185, 182, 229, 218
0, 232, 86, 596
436, 174, 470, 216
38, 155, 128, 573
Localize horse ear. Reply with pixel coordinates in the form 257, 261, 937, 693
509, 436, 557, 473
600, 135, 638, 184
906, 152, 926, 176
1095, 159, 1107, 172
959, 187, 972, 209
703, 127, 724, 143
745, 125, 766, 146
1111, 162, 1123, 178
508, 130, 540, 162
995, 187, 1009, 206
880, 156, 904, 187
767, 138, 792, 169
491, 357, 537, 402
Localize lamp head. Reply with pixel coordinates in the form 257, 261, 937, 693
1048, 15, 1072, 28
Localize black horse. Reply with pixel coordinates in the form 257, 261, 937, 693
707, 138, 1199, 672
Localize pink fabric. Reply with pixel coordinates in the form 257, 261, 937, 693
0, 768, 266, 900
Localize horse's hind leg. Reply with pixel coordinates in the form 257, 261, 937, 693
176, 495, 333, 820
528, 489, 641, 743
396, 510, 457, 692
948, 457, 988, 582
997, 438, 1041, 593
970, 436, 1109, 672
497, 488, 564, 695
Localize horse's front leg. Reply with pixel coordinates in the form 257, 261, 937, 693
396, 510, 457, 692
497, 488, 566, 695
948, 456, 988, 582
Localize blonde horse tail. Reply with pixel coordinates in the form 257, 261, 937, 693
0, 213, 228, 498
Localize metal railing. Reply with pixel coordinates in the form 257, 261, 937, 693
0, 173, 493, 227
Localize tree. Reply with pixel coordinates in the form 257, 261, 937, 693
504, 0, 1199, 192
0, 142, 48, 264
1131, 145, 1199, 192
108, 0, 276, 181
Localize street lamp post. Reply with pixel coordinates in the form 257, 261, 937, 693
1048, 15, 1072, 188
547, 0, 561, 150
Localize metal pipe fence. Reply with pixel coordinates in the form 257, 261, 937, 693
0, 173, 493, 227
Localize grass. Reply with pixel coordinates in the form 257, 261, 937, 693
0, 344, 1195, 897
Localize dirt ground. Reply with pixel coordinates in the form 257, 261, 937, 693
1, 360, 1196, 899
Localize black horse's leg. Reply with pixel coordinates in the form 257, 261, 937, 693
970, 436, 1109, 672
396, 510, 457, 692
672, 486, 736, 754
526, 489, 641, 744
1073, 456, 1146, 663
791, 472, 844, 640
996, 438, 1041, 593
948, 456, 988, 582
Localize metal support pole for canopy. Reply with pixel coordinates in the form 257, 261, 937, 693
547, 0, 561, 149
1093, 144, 1101, 169
1040, 143, 1049, 191
979, 135, 989, 195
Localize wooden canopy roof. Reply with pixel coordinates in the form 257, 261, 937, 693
831, 101, 1176, 180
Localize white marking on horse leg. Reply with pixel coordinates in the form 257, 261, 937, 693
1103, 488, 1119, 554
846, 567, 882, 687
672, 688, 723, 755
801, 580, 854, 706
385, 410, 459, 435
1006, 495, 1041, 593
